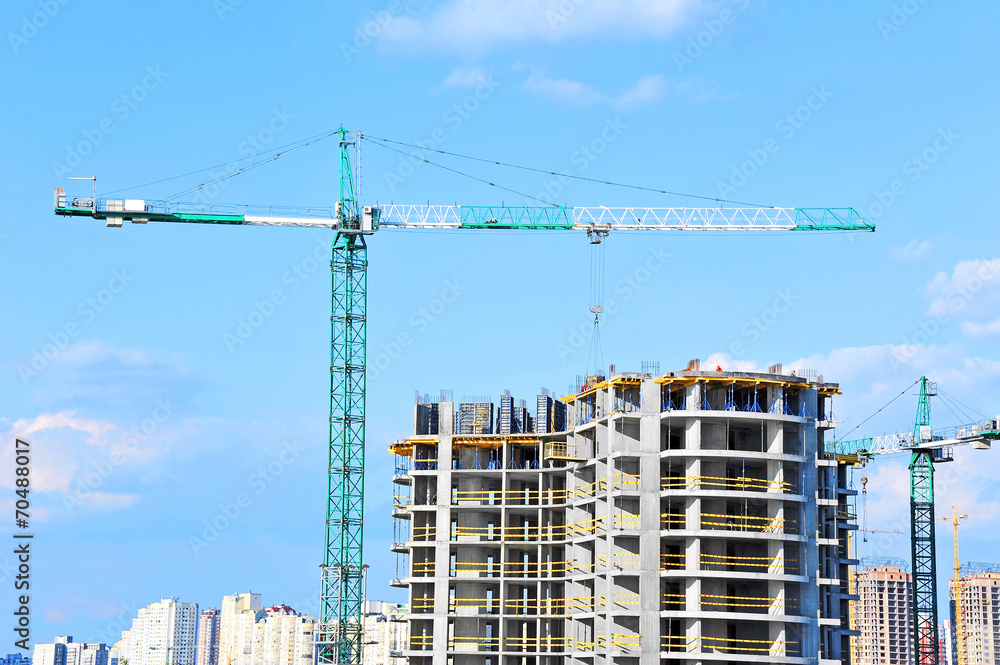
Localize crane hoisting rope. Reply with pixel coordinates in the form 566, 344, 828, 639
361, 133, 775, 208
834, 378, 921, 444
587, 237, 606, 377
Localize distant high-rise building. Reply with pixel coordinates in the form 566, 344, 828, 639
219, 593, 263, 665
117, 598, 199, 665
64, 642, 108, 665
850, 566, 914, 664
196, 610, 221, 665
1, 654, 31, 665
31, 638, 68, 665
361, 601, 407, 665
0, 654, 31, 665
32, 638, 106, 665
218, 593, 313, 665
950, 571, 1000, 664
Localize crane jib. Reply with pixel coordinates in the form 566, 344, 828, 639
53, 192, 876, 233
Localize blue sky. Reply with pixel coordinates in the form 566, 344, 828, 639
2, 0, 999, 649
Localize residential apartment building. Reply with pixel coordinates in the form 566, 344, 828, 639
117, 598, 199, 665
196, 609, 221, 665
362, 601, 408, 665
218, 593, 314, 665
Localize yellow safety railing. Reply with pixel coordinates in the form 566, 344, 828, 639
448, 635, 499, 650
545, 442, 585, 460
613, 593, 640, 608
610, 633, 642, 648
612, 472, 640, 490
411, 597, 434, 611
661, 512, 686, 529
447, 597, 501, 612
410, 635, 434, 650
393, 494, 411, 508
700, 512, 799, 534
411, 524, 437, 540
597, 552, 641, 568
569, 596, 595, 612
661, 552, 686, 570
411, 561, 435, 576
662, 592, 799, 611
661, 635, 800, 656
614, 515, 640, 530
661, 474, 798, 494
700, 552, 798, 573
701, 635, 800, 656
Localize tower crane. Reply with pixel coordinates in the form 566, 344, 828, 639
938, 506, 968, 664
831, 377, 1000, 665
53, 128, 876, 665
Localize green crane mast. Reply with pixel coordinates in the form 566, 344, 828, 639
832, 377, 1000, 665
53, 128, 877, 665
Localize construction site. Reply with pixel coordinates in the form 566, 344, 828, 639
389, 365, 857, 665
52, 129, 1000, 665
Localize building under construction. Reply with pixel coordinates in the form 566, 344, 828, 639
390, 366, 857, 665
850, 565, 914, 664
945, 567, 1000, 664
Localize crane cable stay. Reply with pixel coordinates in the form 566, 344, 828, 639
52, 127, 879, 665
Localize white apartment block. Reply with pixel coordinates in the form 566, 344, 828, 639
218, 593, 314, 665
117, 598, 199, 665
362, 601, 408, 665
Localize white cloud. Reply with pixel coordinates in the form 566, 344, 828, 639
442, 66, 491, 88
924, 257, 1000, 318
963, 319, 1000, 337
614, 74, 670, 109
523, 70, 605, 106
922, 257, 1000, 338
522, 71, 670, 108
890, 237, 935, 261
380, 0, 698, 52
